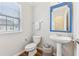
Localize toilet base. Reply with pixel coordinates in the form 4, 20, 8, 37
28, 49, 37, 56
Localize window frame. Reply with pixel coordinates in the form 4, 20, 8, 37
0, 3, 22, 34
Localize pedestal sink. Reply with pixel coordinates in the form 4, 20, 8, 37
49, 35, 72, 56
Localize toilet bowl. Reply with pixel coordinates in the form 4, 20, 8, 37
25, 36, 41, 56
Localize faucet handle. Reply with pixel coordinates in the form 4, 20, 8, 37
76, 39, 79, 44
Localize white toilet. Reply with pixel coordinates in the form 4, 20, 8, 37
25, 36, 41, 56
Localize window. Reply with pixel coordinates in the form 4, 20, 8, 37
0, 2, 20, 33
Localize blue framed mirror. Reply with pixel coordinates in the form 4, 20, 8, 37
50, 2, 72, 32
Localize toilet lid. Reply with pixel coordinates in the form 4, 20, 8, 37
25, 43, 36, 49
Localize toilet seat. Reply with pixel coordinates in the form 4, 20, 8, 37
25, 43, 37, 52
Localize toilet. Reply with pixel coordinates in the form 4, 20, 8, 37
25, 36, 41, 56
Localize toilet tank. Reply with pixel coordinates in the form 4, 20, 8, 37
33, 36, 41, 44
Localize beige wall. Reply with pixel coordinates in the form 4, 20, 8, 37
0, 2, 33, 56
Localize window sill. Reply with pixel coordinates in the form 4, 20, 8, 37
0, 31, 22, 34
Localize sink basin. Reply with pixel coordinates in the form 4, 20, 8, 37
49, 35, 72, 56
49, 35, 72, 44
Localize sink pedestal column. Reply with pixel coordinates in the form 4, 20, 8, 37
56, 43, 62, 56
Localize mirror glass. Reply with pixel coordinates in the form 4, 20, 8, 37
50, 2, 72, 32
